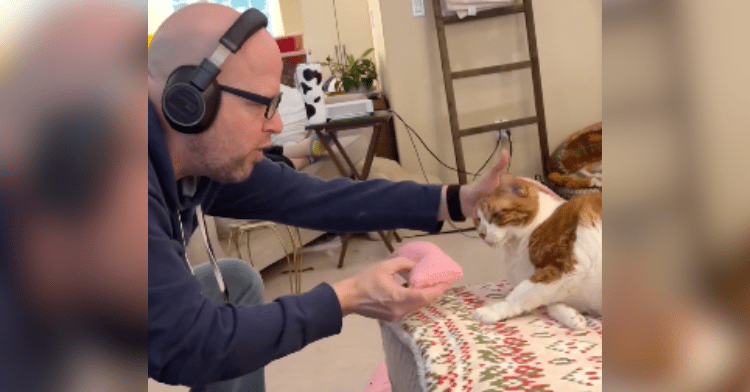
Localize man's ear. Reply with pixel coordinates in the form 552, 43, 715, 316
147, 73, 165, 104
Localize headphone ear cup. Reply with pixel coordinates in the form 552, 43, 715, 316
162, 65, 221, 134
199, 81, 221, 132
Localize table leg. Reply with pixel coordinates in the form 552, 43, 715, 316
313, 129, 348, 177
337, 234, 352, 269
329, 132, 362, 180
245, 230, 254, 268
377, 231, 395, 253
361, 123, 384, 180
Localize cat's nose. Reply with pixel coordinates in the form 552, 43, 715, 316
479, 232, 486, 239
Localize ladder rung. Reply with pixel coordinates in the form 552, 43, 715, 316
458, 116, 538, 138
443, 4, 525, 25
452, 61, 531, 79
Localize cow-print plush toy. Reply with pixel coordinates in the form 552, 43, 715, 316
294, 63, 326, 124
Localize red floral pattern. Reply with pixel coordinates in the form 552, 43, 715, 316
386, 282, 602, 391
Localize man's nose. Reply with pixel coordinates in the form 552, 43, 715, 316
264, 111, 283, 134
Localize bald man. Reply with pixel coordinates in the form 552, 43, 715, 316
148, 4, 507, 391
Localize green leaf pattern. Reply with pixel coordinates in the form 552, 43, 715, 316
322, 48, 378, 93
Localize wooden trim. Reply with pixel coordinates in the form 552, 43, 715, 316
432, 0, 468, 184
523, 0, 551, 177
451, 60, 531, 79
458, 116, 538, 138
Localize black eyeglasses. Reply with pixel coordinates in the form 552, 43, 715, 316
219, 85, 282, 119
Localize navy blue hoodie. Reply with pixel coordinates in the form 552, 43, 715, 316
148, 101, 444, 385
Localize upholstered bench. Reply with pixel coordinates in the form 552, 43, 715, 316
379, 282, 603, 392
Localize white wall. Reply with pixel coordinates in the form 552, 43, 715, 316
279, 0, 304, 35
149, 0, 174, 35
299, 0, 374, 65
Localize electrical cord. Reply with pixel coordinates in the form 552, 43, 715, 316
389, 110, 513, 238
389, 110, 505, 179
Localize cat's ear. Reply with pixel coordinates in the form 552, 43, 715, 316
511, 183, 527, 198
498, 172, 516, 189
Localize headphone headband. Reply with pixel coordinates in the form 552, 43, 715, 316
220, 8, 268, 53
191, 8, 268, 90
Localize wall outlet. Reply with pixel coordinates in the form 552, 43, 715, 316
412, 0, 425, 17
494, 120, 511, 141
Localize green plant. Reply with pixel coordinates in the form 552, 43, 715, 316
325, 48, 377, 93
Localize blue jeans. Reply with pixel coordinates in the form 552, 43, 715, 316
190, 258, 266, 392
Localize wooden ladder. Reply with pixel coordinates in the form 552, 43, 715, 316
431, 0, 550, 184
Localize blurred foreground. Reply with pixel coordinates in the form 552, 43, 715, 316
605, 0, 750, 391
1, 1, 147, 391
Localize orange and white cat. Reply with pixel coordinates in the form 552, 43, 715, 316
472, 173, 602, 330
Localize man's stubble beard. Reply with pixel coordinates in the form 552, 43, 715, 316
206, 153, 254, 184
189, 139, 253, 184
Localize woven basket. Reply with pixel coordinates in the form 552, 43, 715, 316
550, 183, 602, 200
536, 174, 601, 200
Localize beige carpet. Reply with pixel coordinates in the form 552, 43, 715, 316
149, 230, 506, 392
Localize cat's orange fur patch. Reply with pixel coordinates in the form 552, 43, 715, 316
528, 192, 602, 283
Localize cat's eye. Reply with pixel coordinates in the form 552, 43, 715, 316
512, 185, 526, 197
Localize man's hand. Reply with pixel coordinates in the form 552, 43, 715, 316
332, 257, 446, 322
459, 149, 510, 219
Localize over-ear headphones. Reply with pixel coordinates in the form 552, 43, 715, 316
162, 8, 268, 134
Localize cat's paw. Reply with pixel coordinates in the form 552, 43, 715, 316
473, 306, 501, 324
547, 303, 588, 330
473, 302, 512, 324
562, 313, 588, 330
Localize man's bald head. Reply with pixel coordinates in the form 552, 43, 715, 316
147, 3, 283, 183
147, 3, 280, 102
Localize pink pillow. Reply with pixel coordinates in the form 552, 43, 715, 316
391, 241, 463, 289
364, 361, 391, 392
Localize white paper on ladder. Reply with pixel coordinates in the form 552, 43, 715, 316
441, 0, 517, 19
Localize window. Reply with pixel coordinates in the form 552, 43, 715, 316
171, 0, 283, 37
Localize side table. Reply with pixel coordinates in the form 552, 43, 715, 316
306, 110, 402, 268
